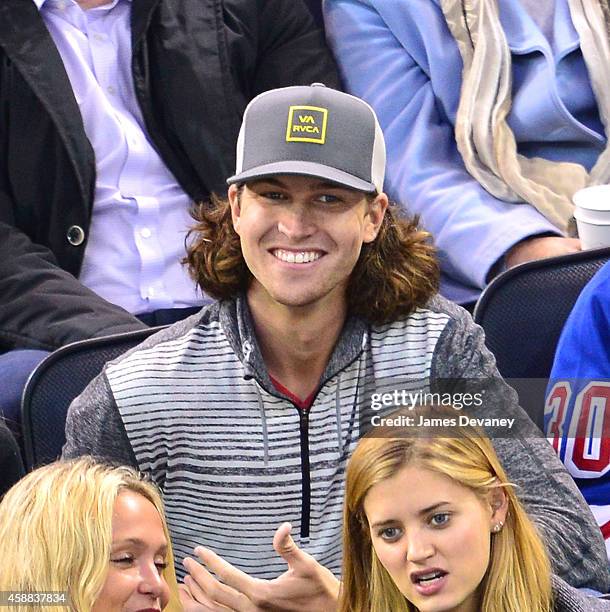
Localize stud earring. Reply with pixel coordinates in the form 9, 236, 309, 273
492, 521, 504, 533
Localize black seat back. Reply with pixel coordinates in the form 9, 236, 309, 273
21, 326, 165, 470
474, 247, 610, 426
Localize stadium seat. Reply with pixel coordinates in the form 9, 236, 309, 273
20, 326, 165, 471
473, 246, 610, 427
0, 420, 25, 497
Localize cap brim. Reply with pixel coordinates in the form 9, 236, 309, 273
227, 161, 376, 193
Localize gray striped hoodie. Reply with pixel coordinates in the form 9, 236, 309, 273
63, 294, 610, 591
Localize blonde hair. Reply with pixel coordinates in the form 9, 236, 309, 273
0, 458, 177, 612
340, 410, 553, 612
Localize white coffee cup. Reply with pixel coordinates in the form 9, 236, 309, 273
573, 185, 610, 250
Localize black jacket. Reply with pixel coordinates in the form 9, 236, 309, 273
0, 0, 339, 351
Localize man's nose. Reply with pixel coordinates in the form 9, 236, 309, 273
277, 203, 316, 240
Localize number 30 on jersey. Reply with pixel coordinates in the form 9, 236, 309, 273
545, 381, 610, 478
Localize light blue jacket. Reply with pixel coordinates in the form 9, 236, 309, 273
324, 0, 606, 303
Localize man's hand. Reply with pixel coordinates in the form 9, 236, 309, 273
180, 522, 340, 612
505, 236, 581, 269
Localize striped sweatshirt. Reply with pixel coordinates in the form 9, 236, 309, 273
63, 294, 610, 591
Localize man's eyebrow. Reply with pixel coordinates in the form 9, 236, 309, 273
369, 502, 450, 529
315, 181, 351, 190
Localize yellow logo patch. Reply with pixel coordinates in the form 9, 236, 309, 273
286, 106, 328, 144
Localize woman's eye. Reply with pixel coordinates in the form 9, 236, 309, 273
378, 527, 402, 541
111, 556, 134, 566
155, 561, 168, 573
430, 513, 450, 527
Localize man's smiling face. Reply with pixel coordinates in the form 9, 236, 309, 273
229, 175, 387, 312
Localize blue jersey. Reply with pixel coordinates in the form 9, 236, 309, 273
545, 261, 610, 560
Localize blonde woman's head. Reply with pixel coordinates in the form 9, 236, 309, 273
0, 457, 175, 611
340, 407, 553, 612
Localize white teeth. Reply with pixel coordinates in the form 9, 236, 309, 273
272, 249, 322, 264
418, 572, 443, 583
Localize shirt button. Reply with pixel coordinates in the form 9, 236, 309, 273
107, 85, 116, 95
140, 227, 152, 238
93, 33, 105, 42
66, 225, 85, 246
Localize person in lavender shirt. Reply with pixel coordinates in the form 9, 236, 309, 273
0, 0, 339, 428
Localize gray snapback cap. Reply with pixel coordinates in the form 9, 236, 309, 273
227, 83, 386, 193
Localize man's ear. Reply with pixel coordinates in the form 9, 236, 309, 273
228, 184, 242, 235
363, 192, 389, 243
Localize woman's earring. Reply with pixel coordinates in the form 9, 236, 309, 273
492, 521, 504, 533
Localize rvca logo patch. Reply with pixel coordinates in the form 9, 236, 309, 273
286, 106, 328, 144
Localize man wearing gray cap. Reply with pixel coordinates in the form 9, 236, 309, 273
64, 84, 609, 609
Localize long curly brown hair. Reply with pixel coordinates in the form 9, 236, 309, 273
184, 191, 439, 325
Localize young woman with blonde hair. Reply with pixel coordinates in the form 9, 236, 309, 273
340, 409, 609, 612
0, 457, 181, 611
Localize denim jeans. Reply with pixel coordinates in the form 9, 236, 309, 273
0, 349, 51, 432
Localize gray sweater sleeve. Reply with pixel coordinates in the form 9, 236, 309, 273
432, 303, 610, 593
62, 370, 137, 468
552, 575, 610, 611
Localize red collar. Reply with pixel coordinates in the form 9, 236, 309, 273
269, 375, 316, 411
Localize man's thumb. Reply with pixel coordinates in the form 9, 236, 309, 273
273, 522, 304, 566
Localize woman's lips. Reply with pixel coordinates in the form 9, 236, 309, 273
411, 569, 449, 597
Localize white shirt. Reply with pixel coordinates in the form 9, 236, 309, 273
35, 0, 205, 313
